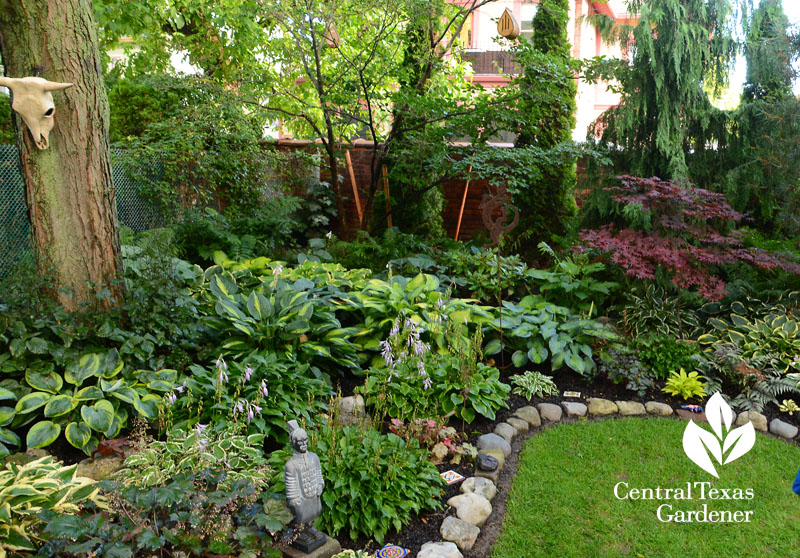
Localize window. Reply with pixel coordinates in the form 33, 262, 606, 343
459, 13, 473, 48
520, 3, 538, 42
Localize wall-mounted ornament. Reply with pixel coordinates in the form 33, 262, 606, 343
325, 24, 341, 48
497, 8, 521, 39
0, 76, 72, 150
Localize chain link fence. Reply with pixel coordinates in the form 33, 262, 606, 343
0, 146, 166, 274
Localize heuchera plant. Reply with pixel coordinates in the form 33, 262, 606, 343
578, 176, 800, 300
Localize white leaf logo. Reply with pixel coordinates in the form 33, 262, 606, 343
682, 392, 755, 478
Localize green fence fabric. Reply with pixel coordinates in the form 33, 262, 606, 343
0, 146, 165, 273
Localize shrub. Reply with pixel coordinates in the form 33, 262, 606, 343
634, 335, 702, 380
269, 421, 444, 544
600, 349, 657, 397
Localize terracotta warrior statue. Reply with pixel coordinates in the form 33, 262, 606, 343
284, 420, 326, 553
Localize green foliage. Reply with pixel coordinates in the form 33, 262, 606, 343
0, 456, 102, 554
178, 354, 331, 445
620, 285, 700, 338
585, 0, 737, 179
329, 229, 437, 273
510, 371, 560, 400
634, 335, 703, 380
362, 316, 509, 423
662, 368, 707, 400
0, 93, 14, 144
600, 349, 657, 397
698, 312, 800, 373
511, 0, 578, 244
742, 0, 793, 102
37, 472, 289, 558
486, 295, 618, 376
111, 75, 272, 216
269, 421, 444, 544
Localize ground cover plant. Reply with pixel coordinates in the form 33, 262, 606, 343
492, 418, 800, 558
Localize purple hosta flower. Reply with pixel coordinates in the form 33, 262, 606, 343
175, 380, 187, 394
198, 437, 209, 451
216, 355, 228, 384
390, 317, 401, 339
195, 423, 208, 437
417, 360, 427, 377
235, 400, 245, 414
423, 376, 432, 390
261, 379, 269, 397
166, 392, 177, 405
246, 402, 263, 423
380, 340, 394, 367
436, 297, 445, 310
413, 339, 429, 357
273, 263, 283, 280
244, 366, 254, 382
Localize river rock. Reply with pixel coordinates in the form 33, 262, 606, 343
561, 401, 587, 418
616, 401, 646, 416
460, 477, 497, 501
513, 406, 541, 427
587, 398, 617, 416
645, 401, 674, 416
447, 492, 492, 527
537, 403, 563, 422
735, 411, 767, 432
770, 418, 798, 439
476, 453, 498, 472
440, 516, 480, 551
417, 541, 463, 558
506, 417, 529, 434
493, 422, 517, 443
333, 395, 365, 427
476, 433, 511, 458
76, 456, 125, 481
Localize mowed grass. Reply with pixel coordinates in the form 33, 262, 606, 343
492, 417, 800, 558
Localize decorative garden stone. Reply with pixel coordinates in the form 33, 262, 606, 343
460, 477, 497, 501
769, 418, 798, 439
505, 417, 529, 434
587, 398, 618, 416
736, 411, 767, 432
537, 403, 563, 421
513, 406, 541, 427
333, 395, 365, 427
493, 422, 516, 443
440, 516, 480, 551
560, 401, 587, 418
615, 401, 646, 416
284, 420, 327, 554
476, 453, 499, 472
417, 541, 463, 558
0, 76, 72, 149
476, 433, 511, 457
447, 492, 492, 526
645, 401, 673, 416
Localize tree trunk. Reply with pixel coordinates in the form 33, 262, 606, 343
0, 0, 123, 311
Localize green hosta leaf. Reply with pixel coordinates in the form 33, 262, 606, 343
15, 391, 50, 414
74, 386, 104, 401
65, 421, 91, 449
484, 338, 503, 355
98, 349, 124, 379
25, 369, 63, 394
216, 299, 247, 321
459, 406, 476, 423
133, 396, 159, 420
565, 352, 586, 375
0, 407, 15, 426
527, 343, 548, 364
210, 273, 238, 300
0, 427, 20, 447
247, 291, 273, 321
25, 337, 49, 354
110, 387, 138, 405
0, 441, 9, 459
27, 420, 61, 448
81, 401, 114, 432
100, 378, 123, 393
44, 394, 78, 418
65, 353, 101, 386
511, 350, 528, 368
0, 388, 16, 402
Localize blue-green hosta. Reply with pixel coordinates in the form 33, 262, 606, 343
2, 349, 171, 456
485, 295, 618, 376
202, 270, 363, 376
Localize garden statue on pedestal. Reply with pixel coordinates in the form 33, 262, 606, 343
284, 420, 327, 554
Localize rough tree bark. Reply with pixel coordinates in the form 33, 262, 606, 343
0, 0, 123, 311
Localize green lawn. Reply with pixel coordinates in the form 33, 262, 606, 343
492, 417, 800, 558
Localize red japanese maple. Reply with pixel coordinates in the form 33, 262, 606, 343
578, 176, 799, 300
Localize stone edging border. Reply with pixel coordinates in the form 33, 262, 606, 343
416, 398, 799, 558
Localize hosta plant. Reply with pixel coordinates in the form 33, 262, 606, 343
662, 368, 707, 400
485, 295, 618, 376
619, 284, 700, 339
0, 456, 103, 555
269, 421, 444, 544
5, 349, 169, 455
509, 371, 559, 400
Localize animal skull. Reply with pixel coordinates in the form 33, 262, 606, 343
0, 76, 72, 149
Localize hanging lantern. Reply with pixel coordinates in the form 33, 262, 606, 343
497, 8, 520, 39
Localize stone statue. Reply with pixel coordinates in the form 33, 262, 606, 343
284, 420, 326, 553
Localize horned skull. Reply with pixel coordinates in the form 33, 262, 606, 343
0, 76, 72, 150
